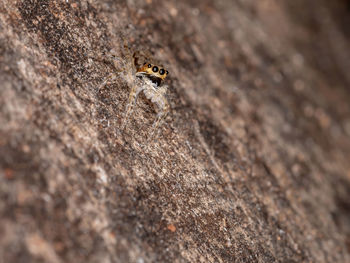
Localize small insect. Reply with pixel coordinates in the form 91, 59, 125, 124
99, 46, 170, 137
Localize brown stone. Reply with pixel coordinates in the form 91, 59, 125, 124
1, 0, 350, 262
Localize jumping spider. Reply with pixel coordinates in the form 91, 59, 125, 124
99, 49, 170, 136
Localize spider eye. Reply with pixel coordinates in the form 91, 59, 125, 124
143, 62, 147, 65
159, 69, 165, 75
152, 66, 158, 72
148, 64, 152, 68
166, 70, 169, 75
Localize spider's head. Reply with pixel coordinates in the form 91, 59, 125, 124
136, 63, 169, 81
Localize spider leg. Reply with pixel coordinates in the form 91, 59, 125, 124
122, 39, 138, 74
98, 73, 119, 91
121, 84, 144, 130
97, 55, 126, 91
148, 97, 169, 139
99, 39, 135, 91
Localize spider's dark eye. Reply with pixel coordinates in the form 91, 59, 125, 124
143, 62, 147, 65
166, 70, 169, 75
152, 66, 158, 72
148, 64, 152, 68
159, 69, 165, 75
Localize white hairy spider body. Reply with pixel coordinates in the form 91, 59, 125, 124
141, 78, 168, 109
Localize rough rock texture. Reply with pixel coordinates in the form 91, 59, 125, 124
1, 0, 350, 262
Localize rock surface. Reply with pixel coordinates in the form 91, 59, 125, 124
1, 0, 350, 262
